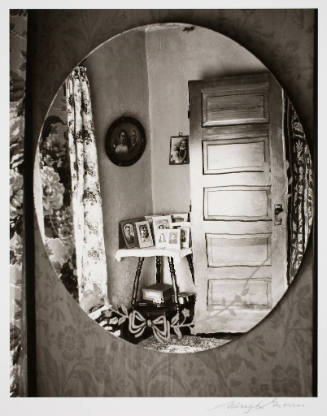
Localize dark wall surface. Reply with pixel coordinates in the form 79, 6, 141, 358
30, 9, 316, 396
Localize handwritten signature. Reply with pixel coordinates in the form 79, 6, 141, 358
208, 399, 305, 414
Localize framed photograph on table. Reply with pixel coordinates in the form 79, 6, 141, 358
152, 215, 172, 245
156, 228, 168, 248
135, 220, 154, 248
180, 227, 191, 249
144, 215, 160, 238
166, 229, 181, 249
171, 213, 189, 224
120, 219, 137, 249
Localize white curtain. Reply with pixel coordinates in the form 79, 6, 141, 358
65, 66, 108, 312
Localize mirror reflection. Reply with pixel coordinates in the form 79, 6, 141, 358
34, 24, 313, 353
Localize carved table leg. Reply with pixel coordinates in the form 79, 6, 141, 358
167, 257, 180, 314
131, 257, 144, 307
155, 256, 161, 284
186, 253, 195, 284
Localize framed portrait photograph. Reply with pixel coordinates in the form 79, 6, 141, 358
169, 135, 189, 165
180, 227, 191, 249
166, 228, 181, 249
171, 213, 189, 224
135, 220, 154, 248
152, 215, 172, 245
144, 215, 160, 237
119, 218, 144, 249
155, 228, 168, 248
105, 116, 146, 166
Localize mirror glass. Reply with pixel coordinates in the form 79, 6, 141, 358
33, 24, 313, 353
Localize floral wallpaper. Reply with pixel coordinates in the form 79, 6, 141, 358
10, 9, 27, 397
28, 9, 315, 397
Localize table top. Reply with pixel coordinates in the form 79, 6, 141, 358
115, 247, 192, 264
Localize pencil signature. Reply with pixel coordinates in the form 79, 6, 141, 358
208, 398, 305, 414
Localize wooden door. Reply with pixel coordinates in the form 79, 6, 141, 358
188, 73, 288, 334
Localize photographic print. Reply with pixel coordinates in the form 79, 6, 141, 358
166, 228, 181, 249
169, 136, 189, 165
135, 220, 154, 248
14, 8, 316, 399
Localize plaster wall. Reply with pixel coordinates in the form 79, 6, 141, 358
86, 30, 154, 306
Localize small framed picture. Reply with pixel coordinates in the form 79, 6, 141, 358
171, 213, 189, 224
144, 215, 160, 238
120, 219, 138, 249
180, 227, 191, 248
152, 215, 172, 245
135, 220, 154, 248
156, 228, 168, 248
166, 229, 181, 249
169, 136, 189, 165
172, 221, 191, 228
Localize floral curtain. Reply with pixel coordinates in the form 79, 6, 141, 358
10, 9, 27, 397
285, 96, 314, 284
65, 66, 108, 312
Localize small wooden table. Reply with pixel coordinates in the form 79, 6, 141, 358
115, 247, 194, 314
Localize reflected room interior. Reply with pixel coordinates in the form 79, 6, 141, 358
33, 24, 313, 353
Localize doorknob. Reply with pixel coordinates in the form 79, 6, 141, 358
274, 204, 284, 225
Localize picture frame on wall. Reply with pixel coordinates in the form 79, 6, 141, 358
169, 135, 189, 165
135, 220, 154, 248
105, 116, 146, 167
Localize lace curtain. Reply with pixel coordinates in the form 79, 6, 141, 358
65, 66, 108, 312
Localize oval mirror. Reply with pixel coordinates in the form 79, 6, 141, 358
33, 23, 313, 353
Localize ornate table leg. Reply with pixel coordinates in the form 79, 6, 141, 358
167, 257, 180, 314
131, 257, 144, 307
186, 253, 195, 284
155, 256, 161, 284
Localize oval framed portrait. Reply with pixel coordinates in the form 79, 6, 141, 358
105, 116, 146, 166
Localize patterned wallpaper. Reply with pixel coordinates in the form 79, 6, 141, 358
10, 9, 27, 397
28, 10, 315, 396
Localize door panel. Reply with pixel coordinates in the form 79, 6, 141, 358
208, 279, 271, 308
203, 137, 268, 174
206, 233, 271, 267
201, 74, 269, 127
204, 186, 271, 220
203, 93, 268, 126
189, 73, 288, 334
